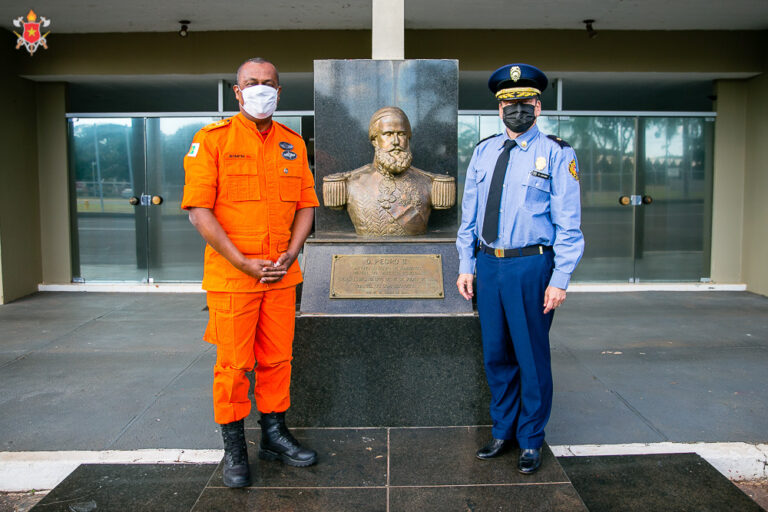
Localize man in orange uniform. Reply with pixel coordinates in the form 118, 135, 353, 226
182, 57, 319, 488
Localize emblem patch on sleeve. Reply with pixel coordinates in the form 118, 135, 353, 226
187, 143, 200, 158
568, 159, 579, 181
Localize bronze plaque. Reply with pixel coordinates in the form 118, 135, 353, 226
330, 254, 444, 299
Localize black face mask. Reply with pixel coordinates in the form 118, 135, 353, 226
502, 103, 536, 133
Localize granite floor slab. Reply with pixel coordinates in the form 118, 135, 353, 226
27, 429, 768, 511
560, 453, 764, 512
30, 463, 216, 511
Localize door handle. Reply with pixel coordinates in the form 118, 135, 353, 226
642, 195, 653, 205
619, 195, 643, 206
128, 196, 140, 206
151, 195, 164, 205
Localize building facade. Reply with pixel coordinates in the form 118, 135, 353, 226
1, 2, 766, 302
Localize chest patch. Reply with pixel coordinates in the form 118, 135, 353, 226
279, 141, 293, 150
282, 150, 297, 160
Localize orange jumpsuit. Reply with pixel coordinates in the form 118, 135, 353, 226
182, 113, 319, 424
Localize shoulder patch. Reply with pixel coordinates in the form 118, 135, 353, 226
546, 134, 571, 148
202, 118, 232, 132
476, 133, 501, 147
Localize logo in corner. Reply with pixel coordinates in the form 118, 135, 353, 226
12, 10, 51, 56
568, 159, 579, 181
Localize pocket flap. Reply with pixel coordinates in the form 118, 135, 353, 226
524, 173, 552, 192
229, 233, 266, 255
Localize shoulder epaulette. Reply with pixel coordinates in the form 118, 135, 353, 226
547, 134, 571, 148
476, 133, 500, 147
276, 122, 302, 139
202, 118, 232, 132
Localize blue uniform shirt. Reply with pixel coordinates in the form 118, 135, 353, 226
456, 124, 585, 289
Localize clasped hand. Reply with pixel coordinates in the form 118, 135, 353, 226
240, 250, 296, 283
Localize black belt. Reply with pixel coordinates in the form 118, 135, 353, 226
478, 243, 553, 258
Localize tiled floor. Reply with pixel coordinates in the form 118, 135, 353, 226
31, 427, 763, 511
33, 426, 587, 511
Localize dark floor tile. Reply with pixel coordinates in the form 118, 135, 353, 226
389, 427, 569, 486
31, 463, 216, 511
559, 453, 764, 512
390, 483, 586, 512
208, 428, 387, 488
192, 487, 385, 512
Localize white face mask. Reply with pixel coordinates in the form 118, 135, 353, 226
239, 84, 278, 119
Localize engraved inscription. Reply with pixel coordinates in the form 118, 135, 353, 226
330, 254, 444, 299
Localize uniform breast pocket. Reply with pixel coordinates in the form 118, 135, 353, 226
521, 174, 551, 214
278, 165, 303, 202
227, 175, 260, 201
225, 158, 260, 201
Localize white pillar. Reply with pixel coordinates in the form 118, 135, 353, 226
372, 0, 404, 60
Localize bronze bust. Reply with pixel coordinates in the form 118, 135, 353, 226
322, 106, 456, 236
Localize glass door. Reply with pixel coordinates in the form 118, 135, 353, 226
633, 117, 714, 281
70, 115, 306, 283
560, 116, 637, 281
145, 117, 217, 282
69, 117, 148, 281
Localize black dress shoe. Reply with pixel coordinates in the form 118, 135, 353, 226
517, 447, 542, 474
476, 438, 514, 460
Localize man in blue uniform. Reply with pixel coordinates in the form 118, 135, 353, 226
456, 63, 584, 474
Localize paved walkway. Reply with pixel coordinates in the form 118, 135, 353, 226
0, 291, 767, 500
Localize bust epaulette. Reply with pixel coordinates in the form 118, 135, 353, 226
547, 134, 571, 148
201, 118, 231, 132
476, 133, 500, 147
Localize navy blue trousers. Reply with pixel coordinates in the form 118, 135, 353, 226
476, 249, 555, 449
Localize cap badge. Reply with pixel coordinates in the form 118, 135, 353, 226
510, 66, 521, 82
535, 157, 547, 170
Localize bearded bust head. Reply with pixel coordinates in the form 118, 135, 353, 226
368, 106, 414, 176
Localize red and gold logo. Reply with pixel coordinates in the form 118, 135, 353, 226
12, 10, 51, 56
568, 159, 579, 181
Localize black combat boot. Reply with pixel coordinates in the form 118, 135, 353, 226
258, 412, 318, 467
220, 419, 251, 487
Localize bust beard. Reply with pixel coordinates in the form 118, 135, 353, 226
375, 147, 413, 176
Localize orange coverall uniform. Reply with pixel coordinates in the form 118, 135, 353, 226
181, 113, 319, 424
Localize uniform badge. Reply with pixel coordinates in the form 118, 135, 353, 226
282, 150, 297, 160
510, 66, 521, 82
535, 157, 547, 170
279, 141, 293, 150
568, 159, 579, 181
283, 168, 289, 174
187, 142, 200, 158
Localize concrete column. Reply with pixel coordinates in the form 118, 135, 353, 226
372, 0, 404, 60
710, 80, 747, 285
0, 46, 42, 303
742, 73, 768, 296
36, 83, 72, 284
